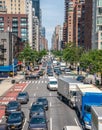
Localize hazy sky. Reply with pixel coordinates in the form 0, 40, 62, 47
40, 0, 64, 49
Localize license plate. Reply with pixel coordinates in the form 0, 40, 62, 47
11, 126, 15, 129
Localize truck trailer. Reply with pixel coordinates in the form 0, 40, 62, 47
91, 106, 102, 130
57, 77, 82, 108
75, 84, 102, 129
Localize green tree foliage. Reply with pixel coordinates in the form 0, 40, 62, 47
63, 43, 83, 64
80, 50, 102, 84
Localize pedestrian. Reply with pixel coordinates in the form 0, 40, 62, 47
77, 66, 80, 75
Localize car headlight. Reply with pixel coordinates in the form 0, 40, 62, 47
85, 121, 90, 125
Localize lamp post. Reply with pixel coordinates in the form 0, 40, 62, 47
12, 59, 14, 78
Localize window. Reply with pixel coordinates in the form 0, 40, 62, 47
97, 0, 102, 6
97, 17, 102, 24
0, 17, 4, 21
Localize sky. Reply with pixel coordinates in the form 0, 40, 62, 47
40, 0, 64, 49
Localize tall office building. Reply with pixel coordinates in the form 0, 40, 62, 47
32, 0, 40, 20
0, 0, 27, 14
92, 0, 102, 50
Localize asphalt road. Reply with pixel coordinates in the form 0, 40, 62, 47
2, 74, 81, 130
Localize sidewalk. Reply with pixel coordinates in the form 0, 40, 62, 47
0, 73, 24, 97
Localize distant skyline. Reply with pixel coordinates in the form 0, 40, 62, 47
40, 0, 64, 49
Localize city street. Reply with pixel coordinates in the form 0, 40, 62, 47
1, 75, 80, 130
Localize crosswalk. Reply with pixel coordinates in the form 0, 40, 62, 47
19, 80, 48, 84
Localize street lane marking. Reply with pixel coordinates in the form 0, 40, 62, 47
50, 117, 52, 130
34, 93, 36, 97
45, 81, 47, 83
37, 87, 38, 90
50, 102, 52, 107
38, 81, 40, 84
22, 118, 27, 130
35, 81, 37, 84
42, 81, 43, 83
50, 93, 52, 96
74, 117, 79, 126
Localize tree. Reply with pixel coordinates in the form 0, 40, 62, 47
63, 43, 84, 65
80, 50, 102, 84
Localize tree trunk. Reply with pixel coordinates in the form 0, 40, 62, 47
101, 73, 102, 85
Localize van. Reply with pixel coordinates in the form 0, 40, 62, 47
47, 78, 58, 90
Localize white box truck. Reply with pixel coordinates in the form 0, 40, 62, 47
57, 77, 82, 108
91, 106, 102, 130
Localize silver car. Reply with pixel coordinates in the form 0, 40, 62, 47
16, 92, 29, 104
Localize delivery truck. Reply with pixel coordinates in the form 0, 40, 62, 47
57, 77, 83, 108
91, 106, 102, 130
75, 84, 102, 130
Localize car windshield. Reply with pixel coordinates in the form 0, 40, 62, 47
8, 113, 21, 120
18, 93, 26, 96
70, 91, 76, 96
8, 102, 18, 107
84, 105, 91, 113
30, 117, 46, 124
37, 98, 46, 102
50, 81, 57, 84
31, 105, 43, 111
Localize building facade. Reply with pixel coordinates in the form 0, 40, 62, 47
0, 32, 21, 66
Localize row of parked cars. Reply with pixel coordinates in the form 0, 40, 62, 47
0, 90, 49, 130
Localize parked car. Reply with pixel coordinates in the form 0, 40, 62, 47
5, 101, 21, 117
0, 124, 8, 130
28, 115, 48, 130
6, 111, 25, 130
36, 97, 48, 110
16, 91, 29, 104
29, 103, 45, 118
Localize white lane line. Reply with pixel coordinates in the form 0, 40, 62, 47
35, 81, 37, 84
34, 93, 36, 97
38, 81, 40, 84
50, 93, 52, 96
50, 102, 52, 107
74, 117, 79, 126
50, 117, 52, 130
22, 118, 27, 130
45, 81, 47, 83
42, 81, 43, 83
37, 87, 38, 90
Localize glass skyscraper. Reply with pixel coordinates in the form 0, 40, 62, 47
32, 0, 40, 20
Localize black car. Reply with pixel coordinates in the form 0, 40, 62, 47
55, 70, 62, 76
28, 115, 48, 130
6, 111, 25, 130
16, 91, 29, 104
36, 97, 48, 110
25, 74, 40, 80
76, 75, 85, 82
47, 72, 53, 76
5, 101, 21, 117
0, 124, 8, 130
38, 71, 44, 76
29, 103, 45, 119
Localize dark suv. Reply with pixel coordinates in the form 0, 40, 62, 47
6, 111, 25, 130
5, 101, 21, 117
28, 115, 48, 130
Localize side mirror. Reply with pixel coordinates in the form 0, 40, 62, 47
47, 119, 49, 123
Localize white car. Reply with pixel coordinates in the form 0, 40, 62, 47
47, 78, 58, 91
